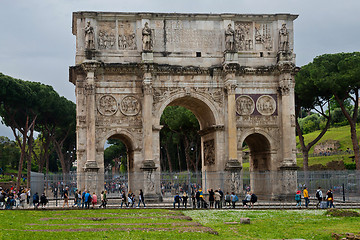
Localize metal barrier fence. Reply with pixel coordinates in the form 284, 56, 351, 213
34, 170, 360, 206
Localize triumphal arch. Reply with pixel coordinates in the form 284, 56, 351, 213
70, 12, 298, 200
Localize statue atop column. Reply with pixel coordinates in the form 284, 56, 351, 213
225, 24, 236, 52
142, 22, 152, 52
84, 21, 95, 50
279, 23, 289, 52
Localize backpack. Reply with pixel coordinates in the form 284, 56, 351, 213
295, 194, 301, 201
251, 194, 257, 203
316, 191, 320, 199
233, 195, 239, 202
174, 195, 180, 202
87, 194, 92, 203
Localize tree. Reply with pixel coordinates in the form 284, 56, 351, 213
0, 73, 41, 189
104, 139, 127, 173
307, 52, 360, 169
50, 97, 76, 175
0, 136, 20, 171
295, 63, 332, 172
160, 106, 200, 172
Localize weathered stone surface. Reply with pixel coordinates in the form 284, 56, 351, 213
70, 12, 298, 199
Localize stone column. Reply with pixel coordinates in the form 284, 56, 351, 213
141, 64, 160, 201
142, 68, 153, 163
81, 60, 101, 193
225, 78, 238, 162
276, 60, 298, 200
223, 64, 242, 194
278, 62, 296, 166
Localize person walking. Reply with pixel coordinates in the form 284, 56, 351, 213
40, 193, 48, 208
326, 189, 335, 208
195, 189, 201, 208
214, 190, 221, 209
173, 192, 181, 209
182, 192, 188, 209
218, 188, 224, 209
242, 192, 251, 208
224, 192, 231, 208
230, 192, 238, 209
91, 192, 97, 208
316, 187, 323, 208
33, 192, 39, 209
208, 189, 215, 208
137, 189, 146, 208
303, 187, 309, 208
295, 190, 301, 208
120, 190, 128, 208
62, 187, 69, 208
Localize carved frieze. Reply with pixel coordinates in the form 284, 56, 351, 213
98, 30, 116, 49
235, 22, 253, 51
118, 33, 136, 50
236, 95, 255, 115
120, 96, 141, 116
237, 115, 278, 127
153, 87, 224, 109
255, 23, 273, 50
97, 95, 118, 116
256, 95, 276, 116
204, 139, 215, 166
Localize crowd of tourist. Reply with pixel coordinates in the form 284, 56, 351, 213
295, 186, 335, 208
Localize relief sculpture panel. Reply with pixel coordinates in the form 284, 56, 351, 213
118, 21, 137, 50
97, 95, 118, 116
236, 95, 255, 115
120, 96, 141, 116
204, 139, 215, 166
256, 95, 276, 116
255, 23, 273, 50
97, 21, 116, 50
235, 22, 253, 51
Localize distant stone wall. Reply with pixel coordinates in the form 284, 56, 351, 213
313, 140, 340, 155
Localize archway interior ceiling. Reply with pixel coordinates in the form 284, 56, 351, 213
108, 134, 133, 152
244, 133, 270, 154
167, 96, 216, 130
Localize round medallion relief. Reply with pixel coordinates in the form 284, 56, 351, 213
97, 95, 118, 116
236, 95, 255, 115
256, 95, 276, 116
120, 96, 141, 116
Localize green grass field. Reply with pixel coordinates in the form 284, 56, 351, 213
0, 209, 359, 239
295, 125, 360, 168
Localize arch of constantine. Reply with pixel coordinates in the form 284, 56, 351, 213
69, 12, 299, 200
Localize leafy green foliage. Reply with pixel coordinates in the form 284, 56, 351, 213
160, 106, 200, 172
104, 139, 127, 172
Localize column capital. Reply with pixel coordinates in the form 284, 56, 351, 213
81, 60, 102, 74
225, 79, 237, 95
279, 76, 294, 96
142, 79, 153, 95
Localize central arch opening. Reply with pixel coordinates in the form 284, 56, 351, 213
158, 95, 218, 196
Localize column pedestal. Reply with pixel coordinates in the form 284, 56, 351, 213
224, 160, 242, 194
140, 160, 162, 202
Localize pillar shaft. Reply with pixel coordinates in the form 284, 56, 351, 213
143, 72, 153, 161
225, 79, 238, 161
279, 73, 296, 163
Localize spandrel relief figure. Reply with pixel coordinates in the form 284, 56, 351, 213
225, 24, 236, 52
84, 21, 95, 49
279, 23, 289, 52
142, 22, 152, 52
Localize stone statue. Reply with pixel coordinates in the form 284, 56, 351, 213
142, 22, 152, 52
84, 21, 95, 49
279, 23, 289, 52
225, 24, 235, 52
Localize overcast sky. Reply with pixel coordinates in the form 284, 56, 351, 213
1, 0, 359, 139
